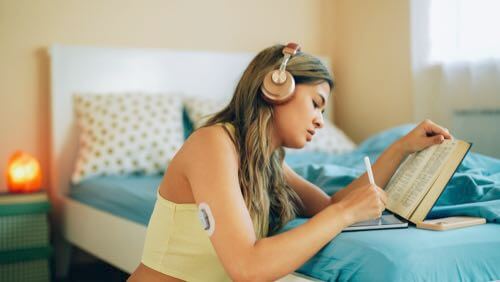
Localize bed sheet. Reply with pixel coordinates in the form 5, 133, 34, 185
282, 220, 500, 281
283, 124, 500, 281
285, 124, 500, 223
71, 175, 161, 225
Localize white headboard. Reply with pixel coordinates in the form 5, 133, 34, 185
49, 44, 332, 202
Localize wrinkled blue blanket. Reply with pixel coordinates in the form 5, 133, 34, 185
283, 124, 500, 281
285, 124, 500, 223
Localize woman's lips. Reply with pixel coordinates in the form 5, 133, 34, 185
306, 129, 315, 141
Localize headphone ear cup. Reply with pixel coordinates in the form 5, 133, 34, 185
261, 70, 295, 104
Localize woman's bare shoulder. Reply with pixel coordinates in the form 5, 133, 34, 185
176, 124, 239, 168
159, 125, 238, 202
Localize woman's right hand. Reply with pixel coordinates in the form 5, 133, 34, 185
336, 184, 387, 226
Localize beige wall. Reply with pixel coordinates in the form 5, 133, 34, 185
0, 0, 412, 192
331, 0, 414, 143
0, 0, 334, 191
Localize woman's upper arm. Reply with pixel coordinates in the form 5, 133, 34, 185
182, 126, 256, 279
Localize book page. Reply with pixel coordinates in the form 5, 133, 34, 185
386, 140, 457, 218
409, 140, 471, 223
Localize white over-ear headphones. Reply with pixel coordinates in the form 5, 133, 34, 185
260, 42, 301, 105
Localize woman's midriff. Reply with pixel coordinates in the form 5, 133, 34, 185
128, 263, 185, 282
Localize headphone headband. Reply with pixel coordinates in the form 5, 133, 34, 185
282, 43, 301, 56
278, 43, 301, 75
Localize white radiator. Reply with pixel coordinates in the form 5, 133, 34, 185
452, 109, 500, 158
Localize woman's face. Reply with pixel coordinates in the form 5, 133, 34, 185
272, 81, 330, 149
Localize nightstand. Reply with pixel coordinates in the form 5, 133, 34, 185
0, 192, 52, 282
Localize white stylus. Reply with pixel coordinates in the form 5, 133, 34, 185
365, 156, 383, 221
364, 156, 375, 185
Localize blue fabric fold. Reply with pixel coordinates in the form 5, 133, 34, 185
282, 124, 500, 281
285, 124, 500, 223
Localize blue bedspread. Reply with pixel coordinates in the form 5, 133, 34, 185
283, 124, 500, 281
71, 124, 500, 281
285, 124, 500, 223
283, 222, 500, 281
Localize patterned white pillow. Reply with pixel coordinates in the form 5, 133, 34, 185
288, 120, 357, 154
183, 96, 356, 154
72, 93, 184, 184
184, 97, 227, 129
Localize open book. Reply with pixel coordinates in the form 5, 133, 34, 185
385, 139, 471, 224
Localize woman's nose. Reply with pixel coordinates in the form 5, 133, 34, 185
313, 113, 324, 129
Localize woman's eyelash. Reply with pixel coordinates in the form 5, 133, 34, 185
313, 99, 325, 114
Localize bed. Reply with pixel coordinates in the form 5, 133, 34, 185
48, 44, 324, 281
49, 44, 500, 281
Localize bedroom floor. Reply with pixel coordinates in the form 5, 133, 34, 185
55, 259, 129, 282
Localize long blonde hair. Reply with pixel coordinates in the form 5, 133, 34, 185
204, 44, 334, 238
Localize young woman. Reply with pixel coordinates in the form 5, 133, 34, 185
128, 43, 452, 281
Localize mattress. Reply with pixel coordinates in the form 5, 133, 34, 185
70, 175, 161, 225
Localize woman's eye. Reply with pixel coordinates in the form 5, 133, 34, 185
312, 100, 319, 108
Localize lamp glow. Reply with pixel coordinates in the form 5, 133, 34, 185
6, 151, 42, 193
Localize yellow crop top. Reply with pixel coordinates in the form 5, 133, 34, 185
141, 123, 235, 281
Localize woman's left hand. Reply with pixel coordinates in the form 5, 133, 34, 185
397, 119, 454, 156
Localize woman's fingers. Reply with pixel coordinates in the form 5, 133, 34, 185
378, 187, 388, 206
423, 119, 453, 139
378, 192, 387, 218
364, 184, 388, 218
425, 134, 445, 147
372, 186, 387, 216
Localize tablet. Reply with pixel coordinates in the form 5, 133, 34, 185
342, 211, 408, 232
